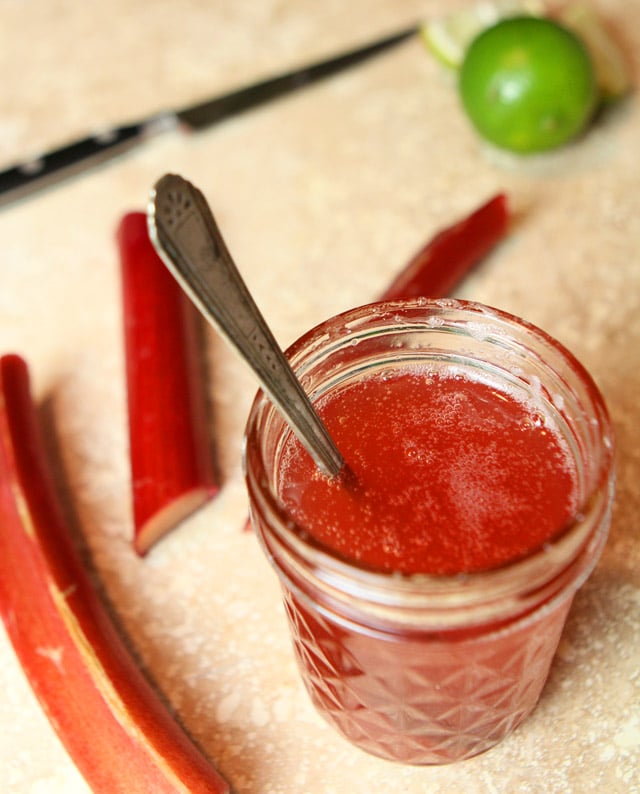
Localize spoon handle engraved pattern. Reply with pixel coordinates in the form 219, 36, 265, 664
148, 173, 345, 477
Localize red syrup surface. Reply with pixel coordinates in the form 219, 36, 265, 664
279, 368, 578, 576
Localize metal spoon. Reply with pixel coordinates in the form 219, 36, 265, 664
147, 172, 345, 478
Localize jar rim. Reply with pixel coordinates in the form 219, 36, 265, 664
243, 298, 615, 615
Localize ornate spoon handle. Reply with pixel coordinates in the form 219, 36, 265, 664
148, 173, 345, 477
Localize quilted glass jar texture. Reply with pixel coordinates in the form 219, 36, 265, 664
244, 300, 615, 763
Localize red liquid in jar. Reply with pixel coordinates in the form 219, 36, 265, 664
247, 307, 611, 765
279, 369, 578, 575
274, 369, 580, 762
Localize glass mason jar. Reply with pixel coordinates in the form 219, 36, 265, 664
243, 299, 615, 765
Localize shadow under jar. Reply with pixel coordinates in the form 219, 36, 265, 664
243, 299, 615, 765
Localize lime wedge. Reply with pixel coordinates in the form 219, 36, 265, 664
420, 8, 487, 69
559, 2, 631, 101
421, 1, 545, 69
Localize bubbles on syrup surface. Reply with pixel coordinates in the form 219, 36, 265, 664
520, 411, 545, 431
277, 363, 579, 575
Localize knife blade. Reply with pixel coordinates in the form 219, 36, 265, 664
0, 25, 416, 207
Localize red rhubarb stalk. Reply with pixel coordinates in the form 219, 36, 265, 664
380, 193, 510, 300
0, 353, 229, 793
118, 212, 218, 555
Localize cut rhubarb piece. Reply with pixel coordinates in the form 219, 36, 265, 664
380, 193, 510, 300
118, 212, 218, 555
0, 353, 230, 793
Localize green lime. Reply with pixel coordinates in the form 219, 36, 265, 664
459, 16, 598, 153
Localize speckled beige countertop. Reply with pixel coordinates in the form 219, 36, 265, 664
1, 1, 639, 792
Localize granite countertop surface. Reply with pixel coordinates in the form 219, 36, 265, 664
1, 1, 639, 792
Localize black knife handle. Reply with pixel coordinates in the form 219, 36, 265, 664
0, 122, 146, 206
